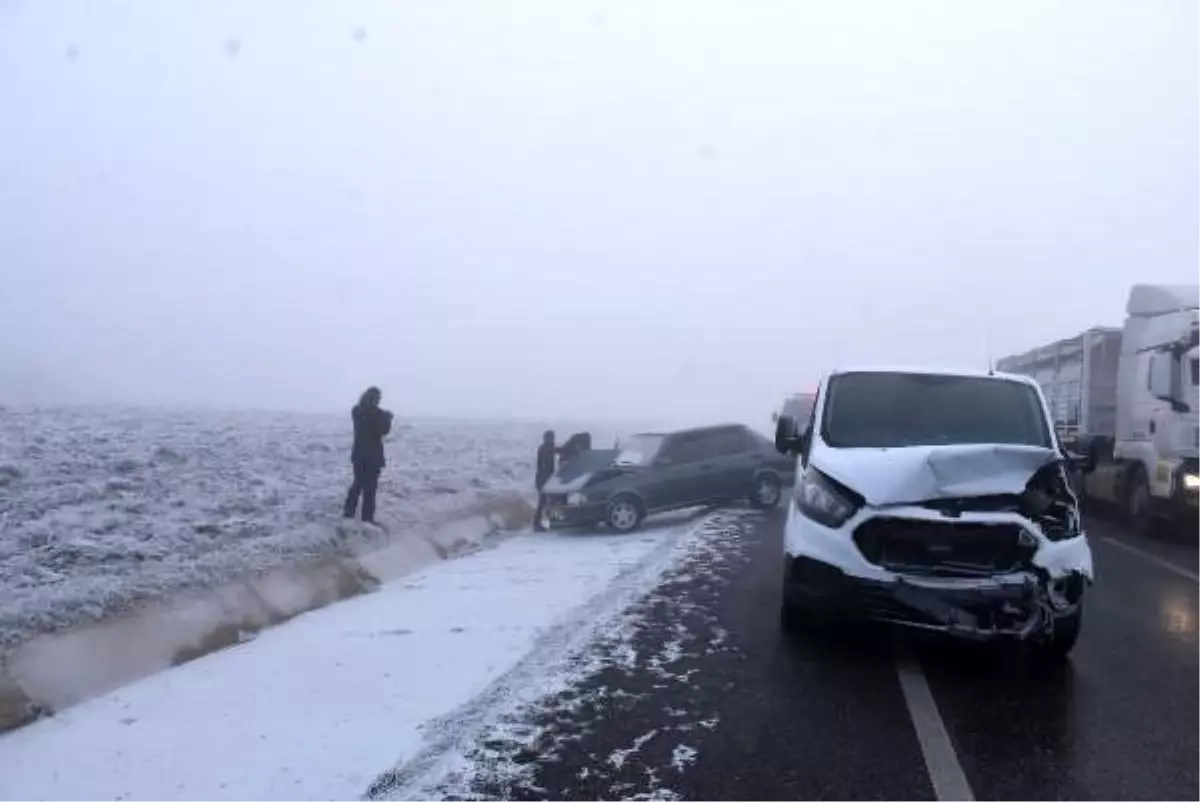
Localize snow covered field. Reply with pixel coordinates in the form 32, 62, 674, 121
0, 508, 729, 801
0, 405, 622, 651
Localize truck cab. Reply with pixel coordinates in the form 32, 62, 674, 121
1101, 284, 1200, 526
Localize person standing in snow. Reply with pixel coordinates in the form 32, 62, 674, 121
343, 386, 393, 525
533, 429, 559, 532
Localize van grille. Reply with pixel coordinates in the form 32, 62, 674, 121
852, 518, 1033, 576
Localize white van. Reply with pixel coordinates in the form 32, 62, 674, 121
774, 366, 1094, 658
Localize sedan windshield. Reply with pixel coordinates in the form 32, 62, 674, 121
614, 434, 665, 465
821, 371, 1052, 449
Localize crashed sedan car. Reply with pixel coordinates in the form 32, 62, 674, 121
776, 367, 1094, 658
542, 424, 795, 533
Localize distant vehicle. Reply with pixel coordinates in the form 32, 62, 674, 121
996, 283, 1199, 534
774, 366, 1093, 659
541, 424, 796, 533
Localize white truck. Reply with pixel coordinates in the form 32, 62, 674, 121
996, 283, 1199, 534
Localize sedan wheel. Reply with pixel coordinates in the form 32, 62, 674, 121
607, 497, 644, 532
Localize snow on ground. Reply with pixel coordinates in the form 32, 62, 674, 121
0, 405, 623, 651
0, 509, 715, 802
396, 510, 760, 801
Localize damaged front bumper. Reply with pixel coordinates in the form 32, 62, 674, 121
783, 503, 1094, 642
783, 554, 1086, 641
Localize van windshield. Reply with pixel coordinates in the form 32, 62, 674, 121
821, 372, 1053, 449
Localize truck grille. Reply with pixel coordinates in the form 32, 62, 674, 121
852, 518, 1033, 576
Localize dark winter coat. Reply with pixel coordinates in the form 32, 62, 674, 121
351, 403, 393, 469
558, 432, 592, 466
535, 442, 558, 490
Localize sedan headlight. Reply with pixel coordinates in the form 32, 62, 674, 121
795, 469, 861, 529
1184, 473, 1200, 492
567, 492, 588, 506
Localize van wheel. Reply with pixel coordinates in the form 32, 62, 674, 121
1124, 466, 1153, 537
606, 495, 645, 533
1030, 606, 1083, 662
780, 597, 809, 633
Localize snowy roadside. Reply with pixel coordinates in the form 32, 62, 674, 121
0, 508, 719, 802
0, 406, 623, 652
371, 509, 760, 802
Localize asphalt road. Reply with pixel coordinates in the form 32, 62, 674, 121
444, 507, 1198, 801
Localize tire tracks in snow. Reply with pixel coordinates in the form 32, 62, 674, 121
364, 509, 752, 801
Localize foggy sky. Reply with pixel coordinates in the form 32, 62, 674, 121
1, 0, 1196, 427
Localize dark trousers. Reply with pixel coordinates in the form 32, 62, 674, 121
534, 484, 548, 531
344, 462, 382, 522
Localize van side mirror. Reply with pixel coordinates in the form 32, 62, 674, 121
774, 414, 812, 460
774, 415, 797, 454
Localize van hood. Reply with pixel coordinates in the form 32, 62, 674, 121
810, 443, 1060, 507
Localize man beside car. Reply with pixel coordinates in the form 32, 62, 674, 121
533, 430, 559, 532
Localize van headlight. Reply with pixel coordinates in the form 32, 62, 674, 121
794, 469, 861, 529
1184, 474, 1200, 492
567, 492, 588, 506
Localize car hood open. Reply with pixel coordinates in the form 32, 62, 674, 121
810, 442, 1061, 507
541, 449, 621, 493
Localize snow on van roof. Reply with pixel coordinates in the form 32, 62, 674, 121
826, 365, 1041, 386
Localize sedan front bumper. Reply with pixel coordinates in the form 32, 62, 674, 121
545, 500, 608, 529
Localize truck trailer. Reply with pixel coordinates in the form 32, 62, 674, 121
996, 283, 1199, 534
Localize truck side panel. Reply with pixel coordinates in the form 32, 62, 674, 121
995, 327, 1122, 446
1083, 329, 1121, 442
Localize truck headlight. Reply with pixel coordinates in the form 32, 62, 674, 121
567, 492, 588, 506
1184, 474, 1200, 492
795, 469, 861, 529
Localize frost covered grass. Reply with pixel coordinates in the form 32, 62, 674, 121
0, 405, 621, 652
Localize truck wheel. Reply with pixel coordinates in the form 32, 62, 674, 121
1124, 465, 1153, 537
752, 473, 783, 509
606, 495, 645, 533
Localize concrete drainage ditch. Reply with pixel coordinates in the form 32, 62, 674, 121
0, 493, 535, 734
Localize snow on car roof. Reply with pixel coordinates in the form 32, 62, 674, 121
633, 423, 746, 438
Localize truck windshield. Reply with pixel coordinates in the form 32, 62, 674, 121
821, 371, 1053, 449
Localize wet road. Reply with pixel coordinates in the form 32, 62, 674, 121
435, 508, 1198, 800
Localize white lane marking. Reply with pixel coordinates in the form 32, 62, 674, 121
1099, 535, 1199, 582
895, 655, 975, 802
